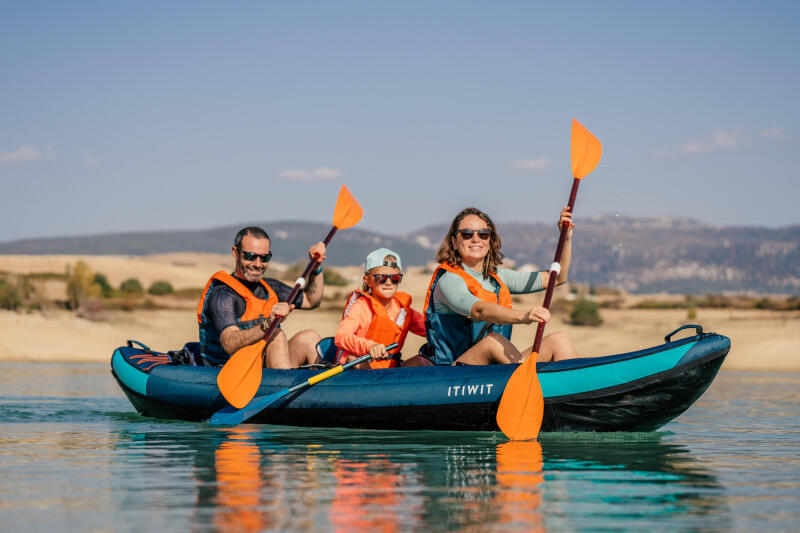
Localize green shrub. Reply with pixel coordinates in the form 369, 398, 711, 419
66, 261, 100, 310
120, 278, 144, 296
570, 298, 603, 326
26, 271, 68, 281
322, 268, 348, 286
0, 278, 23, 310
687, 305, 697, 320
92, 273, 113, 298
280, 261, 305, 282
148, 280, 175, 295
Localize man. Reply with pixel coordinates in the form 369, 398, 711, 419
197, 226, 326, 369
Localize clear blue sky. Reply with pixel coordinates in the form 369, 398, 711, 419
1, 1, 797, 242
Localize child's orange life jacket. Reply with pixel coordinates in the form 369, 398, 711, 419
336, 290, 413, 369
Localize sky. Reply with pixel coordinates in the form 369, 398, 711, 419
1, 1, 798, 243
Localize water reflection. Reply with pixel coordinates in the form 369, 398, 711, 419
211, 428, 265, 533
495, 441, 544, 531
108, 425, 724, 532
329, 456, 415, 532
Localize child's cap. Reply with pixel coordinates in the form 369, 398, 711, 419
364, 248, 402, 272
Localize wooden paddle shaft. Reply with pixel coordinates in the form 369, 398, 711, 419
257, 226, 338, 357
533, 178, 580, 352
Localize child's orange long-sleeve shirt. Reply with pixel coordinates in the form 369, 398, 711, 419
334, 297, 426, 357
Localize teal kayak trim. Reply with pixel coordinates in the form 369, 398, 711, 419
539, 343, 692, 398
111, 348, 149, 397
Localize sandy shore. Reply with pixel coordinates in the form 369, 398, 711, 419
1, 254, 798, 369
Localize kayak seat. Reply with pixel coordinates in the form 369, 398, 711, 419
316, 337, 338, 365
166, 342, 214, 367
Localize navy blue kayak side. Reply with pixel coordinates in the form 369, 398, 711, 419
111, 330, 730, 432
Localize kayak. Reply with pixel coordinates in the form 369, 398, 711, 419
110, 324, 729, 432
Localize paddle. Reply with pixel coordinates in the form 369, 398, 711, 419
496, 119, 602, 440
210, 342, 399, 425
216, 185, 363, 409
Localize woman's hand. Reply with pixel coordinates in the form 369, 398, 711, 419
308, 242, 327, 263
522, 306, 551, 324
368, 343, 389, 360
558, 206, 574, 240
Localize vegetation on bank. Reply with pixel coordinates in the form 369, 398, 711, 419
0, 260, 356, 318
2, 264, 799, 323
280, 260, 349, 286
632, 293, 800, 311
0, 274, 36, 311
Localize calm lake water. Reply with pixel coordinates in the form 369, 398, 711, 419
1, 362, 798, 532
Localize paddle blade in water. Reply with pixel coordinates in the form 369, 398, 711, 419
217, 340, 266, 409
496, 355, 544, 440
332, 185, 363, 229
210, 386, 291, 425
571, 118, 602, 180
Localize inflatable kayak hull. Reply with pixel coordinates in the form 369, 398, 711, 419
111, 326, 729, 432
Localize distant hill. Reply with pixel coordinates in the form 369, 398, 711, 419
2, 216, 799, 294
0, 221, 434, 270
406, 215, 800, 294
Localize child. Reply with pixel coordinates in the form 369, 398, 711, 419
334, 248, 431, 369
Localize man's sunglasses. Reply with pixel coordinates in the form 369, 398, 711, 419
239, 250, 272, 263
372, 273, 403, 285
456, 229, 491, 240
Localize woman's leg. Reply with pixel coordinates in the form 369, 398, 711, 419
453, 332, 522, 365
401, 355, 434, 367
533, 331, 578, 362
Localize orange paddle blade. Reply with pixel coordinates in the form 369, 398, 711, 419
332, 185, 363, 230
496, 354, 544, 440
217, 340, 266, 409
571, 118, 602, 180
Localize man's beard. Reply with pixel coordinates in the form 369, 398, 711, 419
236, 258, 265, 282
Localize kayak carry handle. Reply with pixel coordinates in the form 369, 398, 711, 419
664, 324, 704, 344
126, 340, 152, 351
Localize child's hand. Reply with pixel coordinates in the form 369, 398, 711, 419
369, 343, 389, 360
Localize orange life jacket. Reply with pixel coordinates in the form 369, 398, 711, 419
197, 271, 279, 365
422, 262, 513, 365
336, 290, 413, 369
422, 262, 512, 316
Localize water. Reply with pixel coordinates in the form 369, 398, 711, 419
1, 363, 798, 532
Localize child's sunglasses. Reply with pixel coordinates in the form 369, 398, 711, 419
372, 273, 403, 285
456, 229, 491, 240
239, 250, 272, 262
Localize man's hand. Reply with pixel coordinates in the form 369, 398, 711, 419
269, 302, 295, 323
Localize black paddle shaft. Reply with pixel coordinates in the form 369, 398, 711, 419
258, 226, 338, 353
533, 178, 580, 352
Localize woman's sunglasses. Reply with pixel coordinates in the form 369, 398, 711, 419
239, 250, 272, 262
456, 229, 491, 240
372, 273, 403, 285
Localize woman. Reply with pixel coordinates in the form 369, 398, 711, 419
422, 206, 578, 366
